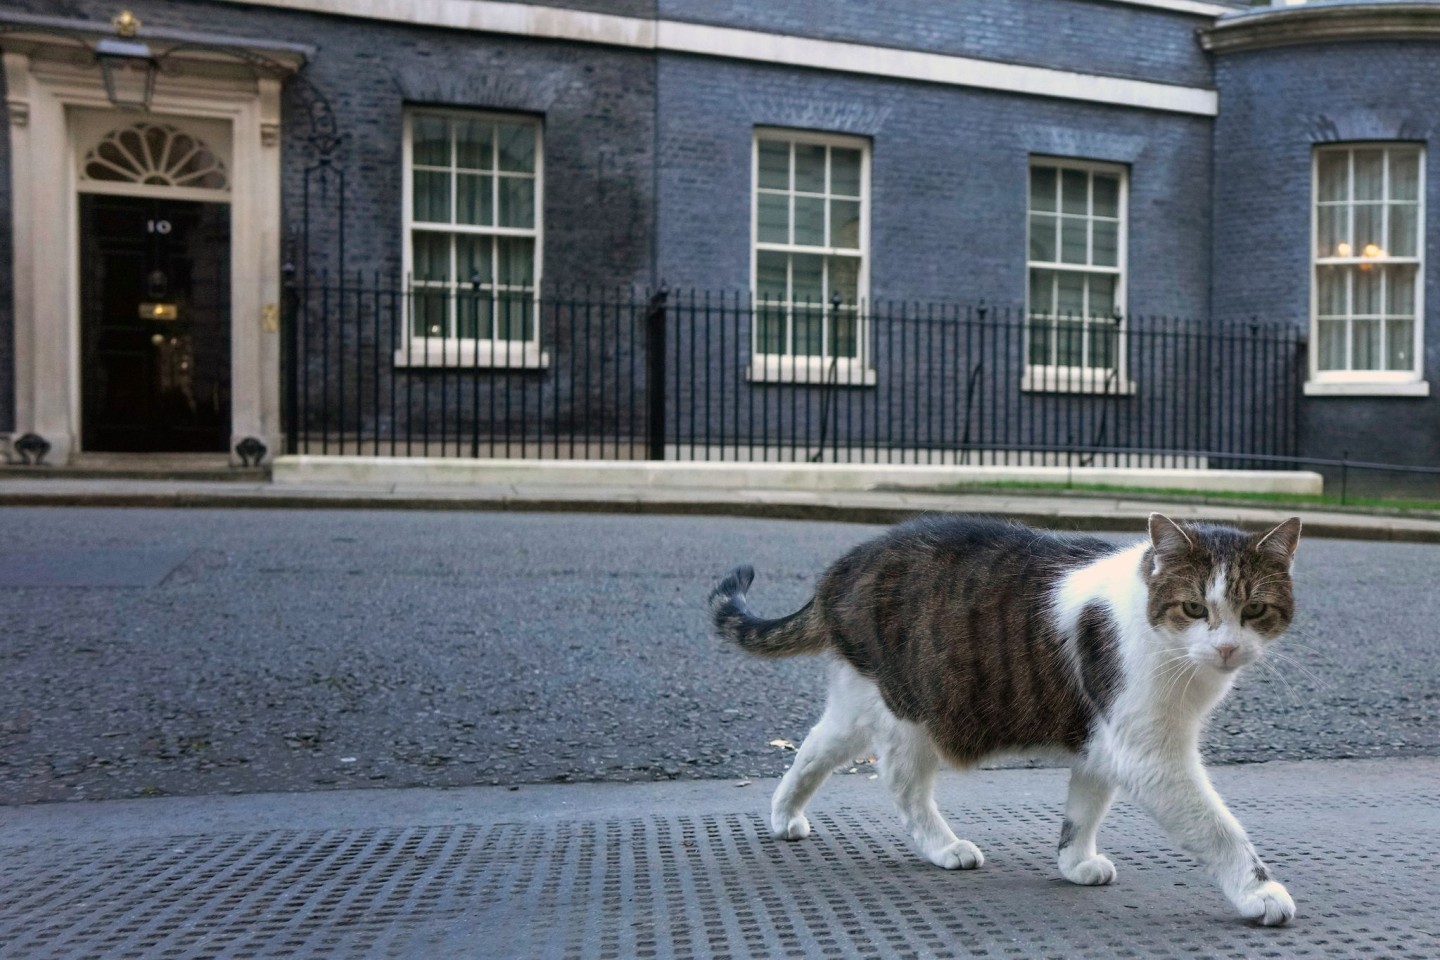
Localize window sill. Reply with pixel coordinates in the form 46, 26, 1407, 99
1022, 368, 1136, 395
747, 358, 877, 386
1303, 379, 1429, 397
392, 346, 550, 370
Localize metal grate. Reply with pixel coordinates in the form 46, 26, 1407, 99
2, 785, 1437, 960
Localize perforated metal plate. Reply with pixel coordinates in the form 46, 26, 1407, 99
2, 762, 1438, 959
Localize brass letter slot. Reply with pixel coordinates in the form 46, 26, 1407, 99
140, 302, 178, 321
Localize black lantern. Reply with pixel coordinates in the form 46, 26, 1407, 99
96, 12, 155, 111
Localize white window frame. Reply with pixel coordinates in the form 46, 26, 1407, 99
1023, 156, 1133, 395
750, 128, 874, 385
1306, 143, 1428, 397
397, 107, 547, 369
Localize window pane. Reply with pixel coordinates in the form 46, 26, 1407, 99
1316, 205, 1345, 258
757, 192, 789, 244
496, 123, 536, 173
456, 173, 493, 226
1317, 319, 1346, 370
1060, 216, 1087, 264
832, 308, 858, 359
1093, 175, 1120, 219
1353, 203, 1382, 254
498, 176, 535, 228
1316, 265, 1346, 316
496, 236, 534, 286
828, 255, 860, 307
793, 306, 824, 356
794, 144, 825, 192
791, 253, 823, 305
1029, 213, 1057, 262
455, 119, 493, 170
830, 199, 861, 248
1390, 149, 1420, 201
831, 148, 862, 197
1389, 203, 1418, 257
1028, 317, 1052, 365
1088, 274, 1116, 317
1092, 220, 1118, 267
412, 115, 449, 167
756, 250, 788, 301
412, 291, 449, 338
413, 170, 451, 222
1055, 319, 1085, 366
1354, 265, 1381, 315
1056, 271, 1085, 316
1353, 149, 1384, 201
1029, 268, 1055, 316
456, 234, 491, 287
793, 196, 825, 246
1060, 169, 1088, 215
1088, 318, 1119, 371
1386, 319, 1414, 371
1030, 167, 1057, 213
495, 292, 533, 341
1317, 151, 1348, 202
1352, 318, 1380, 370
457, 292, 492, 340
757, 302, 787, 355
758, 140, 789, 190
412, 231, 450, 282
1387, 263, 1417, 316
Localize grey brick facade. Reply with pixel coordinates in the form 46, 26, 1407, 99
1, 0, 1436, 484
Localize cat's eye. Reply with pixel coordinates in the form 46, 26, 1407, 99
1181, 601, 1208, 619
1241, 601, 1267, 619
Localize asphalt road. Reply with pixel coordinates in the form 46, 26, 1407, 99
0, 507, 1436, 805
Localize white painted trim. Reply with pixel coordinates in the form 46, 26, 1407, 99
3, 44, 284, 464
401, 107, 544, 365
219, 0, 1219, 116
1303, 379, 1430, 397
273, 455, 1327, 497
1309, 143, 1425, 383
1025, 156, 1130, 384
746, 357, 877, 387
1105, 0, 1235, 16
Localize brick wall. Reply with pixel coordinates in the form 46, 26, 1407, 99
1213, 40, 1440, 476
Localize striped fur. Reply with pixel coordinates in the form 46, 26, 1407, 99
710, 512, 1304, 926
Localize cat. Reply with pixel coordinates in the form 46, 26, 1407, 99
710, 512, 1301, 926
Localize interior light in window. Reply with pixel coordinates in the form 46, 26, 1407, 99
1362, 243, 1384, 258
1336, 242, 1352, 257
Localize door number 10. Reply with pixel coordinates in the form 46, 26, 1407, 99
146, 219, 173, 235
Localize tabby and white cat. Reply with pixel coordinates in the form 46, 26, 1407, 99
710, 513, 1301, 926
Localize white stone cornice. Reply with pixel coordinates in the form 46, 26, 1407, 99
1203, 1, 1440, 53
219, 0, 1219, 116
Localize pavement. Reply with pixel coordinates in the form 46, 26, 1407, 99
2, 474, 1439, 959
2, 757, 1437, 959
4, 473, 1440, 541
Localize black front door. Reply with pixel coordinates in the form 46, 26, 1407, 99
80, 195, 230, 452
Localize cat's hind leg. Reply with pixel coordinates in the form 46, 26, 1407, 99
769, 660, 872, 841
876, 717, 983, 870
1058, 763, 1118, 885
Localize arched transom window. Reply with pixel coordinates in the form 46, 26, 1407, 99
82, 122, 229, 191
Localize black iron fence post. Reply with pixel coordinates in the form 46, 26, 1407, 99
281, 259, 300, 455
646, 285, 669, 461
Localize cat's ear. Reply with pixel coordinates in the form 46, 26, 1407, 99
1251, 517, 1302, 565
1147, 513, 1194, 564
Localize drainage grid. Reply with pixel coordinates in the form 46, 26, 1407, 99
1, 761, 1437, 960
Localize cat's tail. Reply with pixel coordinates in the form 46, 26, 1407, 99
709, 565, 827, 658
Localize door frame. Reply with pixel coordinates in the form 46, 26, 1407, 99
3, 32, 301, 464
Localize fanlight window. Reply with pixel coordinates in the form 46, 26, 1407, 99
83, 122, 228, 191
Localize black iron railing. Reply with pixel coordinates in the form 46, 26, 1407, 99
281, 282, 1305, 467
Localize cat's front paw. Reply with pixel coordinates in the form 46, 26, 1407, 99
1235, 880, 1295, 927
927, 839, 984, 870
771, 813, 811, 841
1060, 854, 1117, 886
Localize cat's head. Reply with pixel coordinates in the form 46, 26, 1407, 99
1144, 513, 1301, 673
